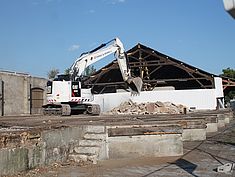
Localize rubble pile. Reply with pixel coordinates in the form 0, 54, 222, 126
107, 100, 187, 115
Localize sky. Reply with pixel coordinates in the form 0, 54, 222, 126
0, 0, 234, 78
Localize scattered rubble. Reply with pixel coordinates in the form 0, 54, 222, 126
106, 100, 187, 115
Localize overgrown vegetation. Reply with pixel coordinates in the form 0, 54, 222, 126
63, 65, 96, 77
47, 65, 96, 80
220, 67, 235, 102
220, 67, 235, 79
84, 65, 96, 76
47, 68, 59, 79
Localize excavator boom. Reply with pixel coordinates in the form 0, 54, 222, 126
70, 37, 142, 95
43, 37, 142, 116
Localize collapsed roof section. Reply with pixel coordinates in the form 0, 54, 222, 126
222, 76, 235, 96
83, 43, 216, 94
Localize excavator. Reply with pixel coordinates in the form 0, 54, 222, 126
43, 1, 233, 116
42, 37, 143, 116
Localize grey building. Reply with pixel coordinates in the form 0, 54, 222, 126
0, 70, 47, 116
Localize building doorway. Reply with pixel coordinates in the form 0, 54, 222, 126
31, 87, 44, 114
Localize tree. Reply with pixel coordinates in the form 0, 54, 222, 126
47, 69, 59, 79
64, 68, 70, 75
220, 67, 235, 102
84, 65, 96, 76
226, 90, 235, 101
220, 67, 235, 78
64, 65, 96, 77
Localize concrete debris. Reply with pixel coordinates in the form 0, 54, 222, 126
107, 100, 187, 115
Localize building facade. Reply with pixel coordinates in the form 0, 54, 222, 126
0, 71, 47, 116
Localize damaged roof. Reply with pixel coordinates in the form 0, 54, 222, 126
83, 43, 219, 94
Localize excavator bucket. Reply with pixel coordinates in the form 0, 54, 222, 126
127, 77, 143, 95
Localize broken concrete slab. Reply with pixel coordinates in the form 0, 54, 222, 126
106, 100, 187, 115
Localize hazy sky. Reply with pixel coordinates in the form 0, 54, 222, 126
0, 0, 234, 78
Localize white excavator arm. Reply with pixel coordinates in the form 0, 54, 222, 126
69, 37, 142, 94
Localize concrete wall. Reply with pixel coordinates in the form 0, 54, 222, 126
0, 147, 28, 175
93, 77, 224, 112
41, 126, 88, 165
1, 110, 232, 175
1, 73, 28, 115
182, 129, 206, 141
93, 89, 217, 112
0, 124, 184, 176
0, 125, 88, 176
108, 134, 183, 159
0, 71, 47, 116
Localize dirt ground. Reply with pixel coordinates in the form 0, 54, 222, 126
9, 117, 235, 177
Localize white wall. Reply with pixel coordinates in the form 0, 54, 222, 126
214, 77, 224, 98
93, 89, 217, 112
92, 77, 224, 113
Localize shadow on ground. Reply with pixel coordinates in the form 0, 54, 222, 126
171, 159, 198, 177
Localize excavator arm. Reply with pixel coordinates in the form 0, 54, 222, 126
69, 37, 142, 94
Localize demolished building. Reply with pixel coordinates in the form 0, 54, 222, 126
0, 44, 233, 116
83, 44, 225, 112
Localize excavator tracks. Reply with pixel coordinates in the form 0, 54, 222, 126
42, 103, 100, 116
